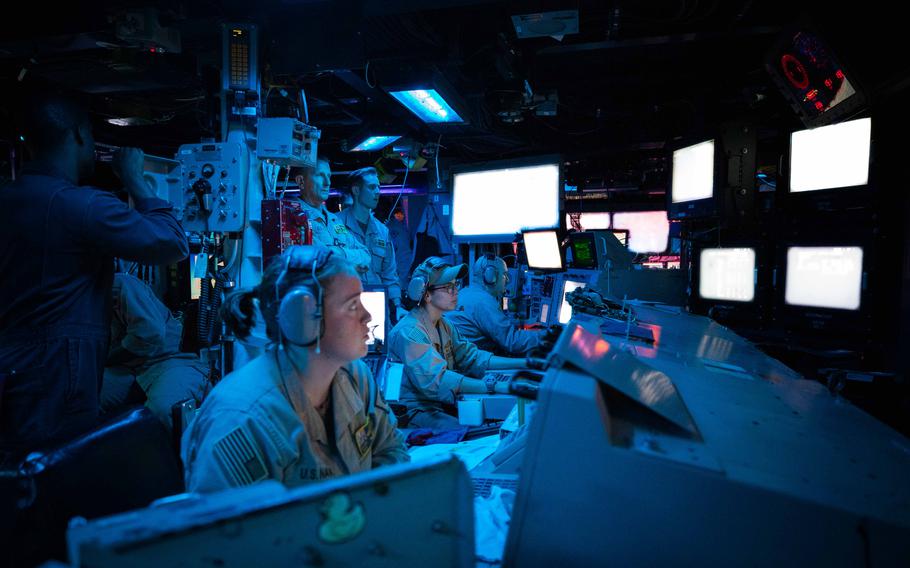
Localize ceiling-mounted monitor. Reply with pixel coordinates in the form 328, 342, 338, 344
452, 157, 561, 242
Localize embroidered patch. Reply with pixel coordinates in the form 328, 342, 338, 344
334, 224, 348, 234
374, 239, 386, 247
213, 427, 268, 486
352, 419, 373, 458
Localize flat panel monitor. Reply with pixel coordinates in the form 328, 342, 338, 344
452, 160, 560, 242
699, 248, 756, 303
671, 140, 714, 206
789, 117, 871, 193
523, 229, 563, 271
612, 211, 670, 253
557, 279, 588, 325
361, 287, 388, 347
568, 232, 598, 269
784, 246, 863, 311
566, 212, 611, 232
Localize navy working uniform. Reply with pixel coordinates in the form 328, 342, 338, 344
447, 284, 543, 355
182, 349, 408, 492
299, 200, 372, 273
337, 208, 402, 301
101, 273, 210, 431
388, 311, 494, 430
0, 166, 188, 450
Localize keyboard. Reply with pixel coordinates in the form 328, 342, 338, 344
471, 475, 520, 498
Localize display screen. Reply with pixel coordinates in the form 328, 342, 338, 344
612, 211, 670, 253
789, 117, 871, 193
699, 248, 756, 302
565, 212, 611, 232
671, 140, 714, 204
784, 246, 863, 310
524, 230, 563, 270
569, 234, 597, 269
452, 163, 560, 240
360, 289, 387, 346
558, 280, 587, 324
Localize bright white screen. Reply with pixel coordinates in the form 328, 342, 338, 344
565, 212, 611, 231
672, 140, 714, 203
699, 248, 756, 302
612, 211, 670, 253
790, 117, 871, 193
785, 247, 863, 310
524, 230, 562, 269
452, 164, 560, 238
558, 280, 586, 324
360, 290, 387, 345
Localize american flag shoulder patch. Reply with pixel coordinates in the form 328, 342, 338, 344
213, 427, 268, 486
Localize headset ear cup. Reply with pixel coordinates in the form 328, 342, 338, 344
407, 275, 428, 302
278, 286, 320, 345
483, 265, 497, 286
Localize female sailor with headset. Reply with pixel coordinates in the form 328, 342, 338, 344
388, 257, 526, 430
182, 245, 408, 492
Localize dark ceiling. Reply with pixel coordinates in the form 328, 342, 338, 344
1, 1, 906, 199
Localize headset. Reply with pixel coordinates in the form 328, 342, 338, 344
477, 253, 504, 286
275, 245, 334, 350
407, 256, 451, 303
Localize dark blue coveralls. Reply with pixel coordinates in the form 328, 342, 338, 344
0, 166, 188, 451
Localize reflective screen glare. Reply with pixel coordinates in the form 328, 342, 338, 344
524, 230, 562, 269
785, 246, 863, 310
790, 117, 871, 193
612, 211, 670, 253
559, 280, 587, 324
699, 248, 756, 302
452, 164, 560, 238
360, 290, 387, 345
671, 140, 714, 203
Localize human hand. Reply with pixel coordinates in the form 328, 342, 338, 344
493, 381, 511, 395
112, 147, 154, 200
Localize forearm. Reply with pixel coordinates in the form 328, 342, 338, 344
488, 356, 525, 370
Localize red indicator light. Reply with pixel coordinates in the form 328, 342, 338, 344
805, 90, 817, 101
835, 69, 844, 79
814, 101, 824, 111
824, 78, 833, 89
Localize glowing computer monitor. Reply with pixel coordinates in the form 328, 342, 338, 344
557, 279, 587, 324
698, 248, 756, 303
669, 140, 716, 219
523, 229, 563, 271
568, 232, 598, 269
612, 211, 670, 254
452, 158, 560, 242
360, 287, 388, 347
784, 246, 863, 311
565, 212, 611, 232
789, 117, 871, 193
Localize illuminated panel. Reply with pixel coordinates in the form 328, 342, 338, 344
558, 280, 587, 324
612, 211, 670, 253
565, 212, 611, 231
453, 164, 560, 238
699, 248, 756, 302
790, 117, 871, 193
671, 140, 714, 203
360, 290, 387, 345
388, 89, 464, 123
524, 230, 562, 270
785, 246, 863, 310
351, 136, 402, 152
